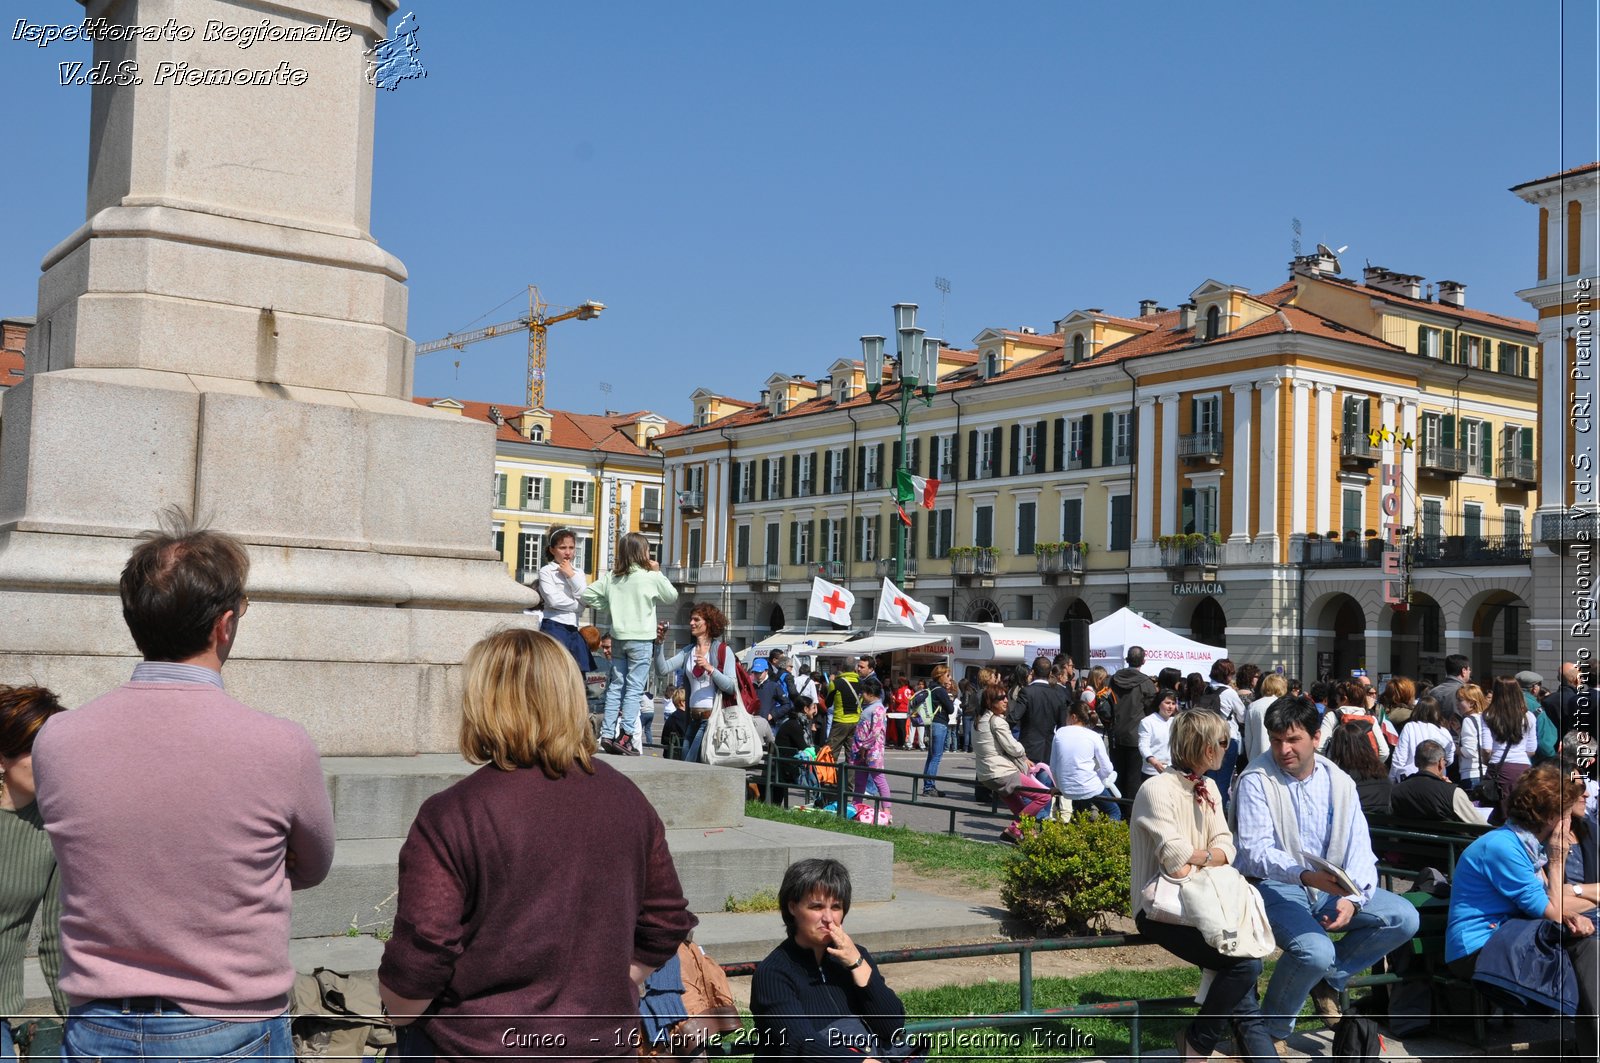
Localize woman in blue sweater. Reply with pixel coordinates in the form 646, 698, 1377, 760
1446, 761, 1596, 1054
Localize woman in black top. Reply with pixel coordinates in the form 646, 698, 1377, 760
750, 859, 911, 1062
773, 698, 820, 805
1326, 720, 1393, 816
917, 664, 958, 797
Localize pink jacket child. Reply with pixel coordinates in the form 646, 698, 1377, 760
850, 696, 892, 821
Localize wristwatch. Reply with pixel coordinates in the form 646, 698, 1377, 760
1574, 884, 1585, 898
845, 954, 866, 970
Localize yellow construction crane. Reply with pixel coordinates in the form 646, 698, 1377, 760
415, 285, 604, 410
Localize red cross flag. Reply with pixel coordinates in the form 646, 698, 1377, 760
807, 577, 856, 625
877, 577, 930, 632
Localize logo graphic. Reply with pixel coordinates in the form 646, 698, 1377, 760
365, 10, 425, 91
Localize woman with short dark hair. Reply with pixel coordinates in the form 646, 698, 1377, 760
750, 859, 910, 1061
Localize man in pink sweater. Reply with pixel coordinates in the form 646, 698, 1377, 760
33, 512, 335, 1060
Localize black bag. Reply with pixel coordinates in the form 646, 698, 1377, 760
1474, 738, 1511, 807
1331, 1014, 1384, 1063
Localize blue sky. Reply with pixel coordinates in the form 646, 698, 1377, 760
2, 1, 1596, 423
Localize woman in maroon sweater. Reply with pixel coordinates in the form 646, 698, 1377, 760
379, 629, 696, 1060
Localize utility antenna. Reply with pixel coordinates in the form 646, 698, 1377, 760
598, 381, 613, 394
1291, 217, 1302, 257
934, 276, 951, 339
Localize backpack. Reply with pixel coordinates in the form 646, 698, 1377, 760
1331, 1014, 1384, 1063
814, 744, 838, 787
1189, 686, 1223, 715
1328, 709, 1382, 759
701, 700, 764, 768
1533, 704, 1558, 760
911, 689, 934, 725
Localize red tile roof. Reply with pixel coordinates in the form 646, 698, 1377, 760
1306, 274, 1537, 333
1509, 161, 1600, 191
413, 397, 677, 456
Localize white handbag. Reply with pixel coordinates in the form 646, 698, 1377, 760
701, 703, 764, 769
1140, 868, 1187, 924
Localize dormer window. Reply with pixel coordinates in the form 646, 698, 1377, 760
773, 391, 788, 414
696, 407, 712, 426
1204, 305, 1221, 340
984, 350, 999, 377
528, 424, 544, 442
836, 378, 853, 400
1072, 334, 1086, 363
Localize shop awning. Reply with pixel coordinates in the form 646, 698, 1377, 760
827, 630, 951, 657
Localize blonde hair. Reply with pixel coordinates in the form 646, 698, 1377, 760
1457, 683, 1488, 717
1170, 709, 1230, 774
930, 663, 955, 693
1260, 674, 1289, 699
460, 628, 595, 779
670, 686, 686, 710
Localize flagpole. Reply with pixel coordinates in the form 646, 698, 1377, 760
803, 577, 814, 637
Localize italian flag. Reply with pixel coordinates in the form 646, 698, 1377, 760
895, 469, 940, 509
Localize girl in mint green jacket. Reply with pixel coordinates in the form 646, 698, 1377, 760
581, 534, 678, 755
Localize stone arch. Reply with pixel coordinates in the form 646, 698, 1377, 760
1305, 591, 1369, 681
1046, 595, 1094, 626
1461, 588, 1532, 679
767, 602, 786, 632
1190, 596, 1227, 649
1381, 591, 1443, 684
966, 596, 1002, 623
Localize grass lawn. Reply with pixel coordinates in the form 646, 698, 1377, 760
743, 800, 1010, 887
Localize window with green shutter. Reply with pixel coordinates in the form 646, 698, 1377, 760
496, 473, 508, 508
1017, 501, 1036, 555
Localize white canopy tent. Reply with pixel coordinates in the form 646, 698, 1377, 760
739, 628, 859, 663
1086, 607, 1228, 676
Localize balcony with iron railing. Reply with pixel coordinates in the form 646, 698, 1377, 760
1539, 509, 1599, 545
663, 564, 697, 586
1298, 535, 1382, 568
874, 557, 919, 581
677, 490, 705, 513
1066, 449, 1090, 471
1340, 432, 1378, 465
950, 549, 999, 580
1496, 455, 1536, 487
1178, 431, 1224, 463
817, 559, 847, 580
1035, 544, 1087, 581
1158, 538, 1220, 570
1418, 444, 1467, 478
1410, 535, 1530, 567
639, 506, 663, 526
745, 563, 781, 586
521, 495, 553, 512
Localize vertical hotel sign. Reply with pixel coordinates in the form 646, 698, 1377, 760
1380, 461, 1407, 610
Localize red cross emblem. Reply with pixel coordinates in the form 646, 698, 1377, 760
894, 596, 914, 618
821, 590, 847, 615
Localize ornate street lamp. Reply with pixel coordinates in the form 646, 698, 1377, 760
862, 303, 940, 584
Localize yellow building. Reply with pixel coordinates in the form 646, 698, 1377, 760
415, 398, 676, 584
657, 248, 1543, 684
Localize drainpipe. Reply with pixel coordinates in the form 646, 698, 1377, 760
843, 404, 862, 598
1119, 359, 1140, 611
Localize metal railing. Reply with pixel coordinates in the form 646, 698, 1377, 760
520, 495, 553, 512
1419, 444, 1467, 476
818, 560, 846, 579
1066, 450, 1090, 471
677, 490, 705, 510
1036, 546, 1086, 575
1340, 432, 1378, 462
1539, 509, 1599, 544
639, 506, 663, 525
744, 563, 780, 583
874, 557, 919, 579
1410, 534, 1530, 566
951, 552, 999, 575
565, 498, 594, 515
1496, 455, 1536, 483
1159, 541, 1219, 568
1177, 430, 1223, 460
1110, 443, 1134, 465
663, 564, 697, 585
1297, 537, 1380, 567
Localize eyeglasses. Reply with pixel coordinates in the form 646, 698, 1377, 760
236, 596, 250, 618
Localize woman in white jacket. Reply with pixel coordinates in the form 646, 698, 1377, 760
1130, 710, 1277, 1063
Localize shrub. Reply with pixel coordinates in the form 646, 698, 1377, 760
1000, 814, 1131, 935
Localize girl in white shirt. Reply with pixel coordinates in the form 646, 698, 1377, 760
1138, 689, 1181, 776
536, 529, 591, 673
1389, 693, 1456, 781
1049, 699, 1120, 820
1456, 684, 1488, 788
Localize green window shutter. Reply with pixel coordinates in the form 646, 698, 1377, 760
1480, 421, 1494, 474
1418, 324, 1428, 354
1053, 417, 1066, 471
876, 444, 886, 485
892, 440, 903, 477
926, 510, 937, 555
1521, 427, 1534, 460
1081, 415, 1093, 465
496, 474, 508, 508
789, 522, 798, 566
1442, 330, 1454, 363
542, 478, 552, 507
874, 514, 883, 561
966, 430, 978, 480
1441, 414, 1455, 449
905, 513, 916, 559
809, 520, 817, 564
910, 437, 921, 475
1008, 424, 1021, 476
1101, 411, 1114, 465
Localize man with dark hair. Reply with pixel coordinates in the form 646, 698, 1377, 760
1392, 740, 1481, 823
1109, 647, 1157, 799
1233, 694, 1419, 1038
1427, 654, 1472, 720
1015, 654, 1072, 764
33, 510, 335, 1061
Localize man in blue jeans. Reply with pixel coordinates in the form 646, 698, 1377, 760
1233, 694, 1419, 1039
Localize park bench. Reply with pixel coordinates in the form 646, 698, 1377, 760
1365, 813, 1489, 887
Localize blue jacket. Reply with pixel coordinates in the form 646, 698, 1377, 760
1471, 917, 1579, 1015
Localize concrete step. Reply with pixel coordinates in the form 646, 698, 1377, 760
322, 753, 745, 838
290, 817, 895, 936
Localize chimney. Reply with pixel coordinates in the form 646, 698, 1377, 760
817, 378, 833, 400
758, 388, 770, 405
1178, 303, 1196, 330
1139, 299, 1160, 318
1363, 266, 1423, 300
1437, 280, 1466, 307
1291, 253, 1338, 278
487, 405, 503, 425
1018, 326, 1037, 335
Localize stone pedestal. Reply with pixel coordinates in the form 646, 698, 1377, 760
0, 0, 534, 752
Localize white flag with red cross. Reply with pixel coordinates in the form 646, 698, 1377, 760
877, 577, 930, 632
807, 577, 856, 625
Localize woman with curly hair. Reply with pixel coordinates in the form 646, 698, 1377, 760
654, 602, 738, 764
